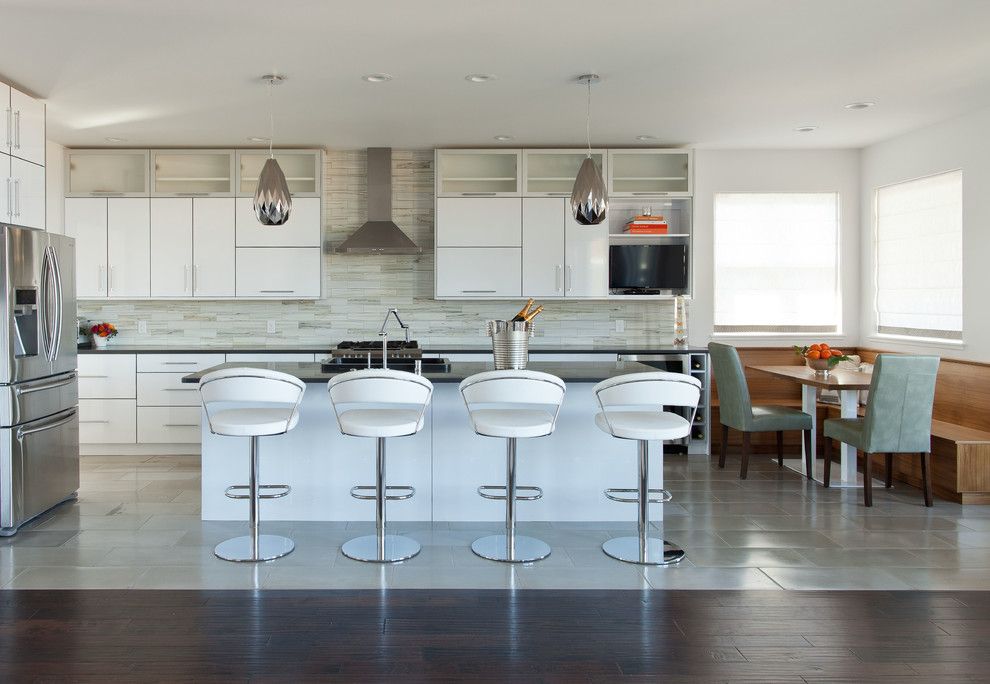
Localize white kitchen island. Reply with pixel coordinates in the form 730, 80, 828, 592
185, 360, 699, 522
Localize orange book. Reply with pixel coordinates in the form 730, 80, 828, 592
626, 225, 669, 234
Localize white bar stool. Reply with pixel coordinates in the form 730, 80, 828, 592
459, 370, 565, 563
199, 367, 305, 563
593, 372, 701, 566
328, 369, 433, 563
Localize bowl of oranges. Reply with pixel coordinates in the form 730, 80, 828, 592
794, 343, 850, 376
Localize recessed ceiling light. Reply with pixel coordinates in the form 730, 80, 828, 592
104, 137, 126, 143
794, 125, 818, 133
362, 73, 393, 83
493, 135, 513, 141
635, 135, 658, 142
465, 73, 497, 83
247, 136, 270, 143
844, 101, 876, 110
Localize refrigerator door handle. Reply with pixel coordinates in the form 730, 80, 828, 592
40, 247, 54, 361
50, 245, 64, 362
16, 408, 78, 442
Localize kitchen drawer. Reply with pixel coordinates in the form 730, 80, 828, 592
225, 353, 317, 362
79, 399, 136, 444
137, 407, 201, 444
435, 247, 521, 298
136, 353, 226, 373
78, 354, 136, 399
137, 372, 202, 407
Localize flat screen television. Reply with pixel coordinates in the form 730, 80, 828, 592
609, 244, 688, 292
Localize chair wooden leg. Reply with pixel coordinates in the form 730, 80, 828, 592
885, 454, 893, 488
863, 452, 873, 507
823, 436, 832, 488
921, 452, 934, 507
740, 431, 751, 480
802, 429, 813, 479
776, 431, 784, 468
718, 424, 728, 469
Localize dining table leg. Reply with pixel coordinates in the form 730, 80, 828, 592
837, 388, 860, 486
800, 384, 817, 478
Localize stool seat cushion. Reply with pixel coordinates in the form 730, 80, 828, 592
470, 409, 556, 438
595, 410, 691, 441
210, 408, 299, 437
337, 408, 425, 438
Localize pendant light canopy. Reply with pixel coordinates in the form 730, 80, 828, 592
254, 75, 292, 226
570, 74, 608, 226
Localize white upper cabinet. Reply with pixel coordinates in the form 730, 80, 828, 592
522, 149, 605, 196
235, 196, 321, 247
150, 198, 193, 297
522, 198, 565, 297
436, 150, 521, 196
436, 197, 521, 247
107, 198, 151, 298
564, 206, 609, 297
192, 198, 235, 297
66, 150, 150, 196
64, 198, 108, 297
607, 149, 692, 196
435, 247, 521, 298
152, 150, 234, 196
234, 247, 321, 299
8, 87, 46, 167
0, 152, 9, 221
9, 156, 45, 230
236, 150, 321, 197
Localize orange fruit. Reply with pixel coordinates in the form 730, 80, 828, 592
831, 349, 843, 357
820, 343, 830, 350
806, 350, 821, 360
821, 350, 832, 359
809, 344, 821, 352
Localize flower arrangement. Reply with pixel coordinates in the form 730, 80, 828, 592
90, 322, 118, 348
794, 343, 851, 375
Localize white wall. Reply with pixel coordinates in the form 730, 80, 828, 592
860, 105, 990, 363
690, 149, 861, 349
45, 140, 64, 233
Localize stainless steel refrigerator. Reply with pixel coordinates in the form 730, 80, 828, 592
0, 223, 79, 536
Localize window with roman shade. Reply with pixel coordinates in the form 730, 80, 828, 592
714, 192, 840, 334
875, 170, 962, 341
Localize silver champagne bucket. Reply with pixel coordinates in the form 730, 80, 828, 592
486, 319, 535, 370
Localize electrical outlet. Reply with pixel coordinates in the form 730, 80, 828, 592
615, 319, 625, 333
137, 320, 148, 334
266, 320, 277, 334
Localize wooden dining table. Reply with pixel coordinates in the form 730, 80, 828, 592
748, 365, 873, 488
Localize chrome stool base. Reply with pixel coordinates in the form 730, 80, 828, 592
215, 534, 295, 562
602, 537, 684, 566
472, 534, 551, 563
342, 534, 421, 563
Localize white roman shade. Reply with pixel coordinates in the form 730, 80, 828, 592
714, 193, 840, 334
875, 170, 962, 341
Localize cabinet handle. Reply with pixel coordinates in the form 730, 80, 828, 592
184, 265, 189, 293
109, 266, 115, 293
89, 192, 125, 197
80, 420, 111, 424
162, 362, 198, 365
631, 192, 669, 196
260, 290, 294, 294
460, 192, 497, 196
98, 265, 105, 293
461, 289, 496, 293
555, 264, 562, 293
78, 375, 109, 379
566, 265, 573, 293
13, 110, 20, 150
193, 265, 198, 294
4, 178, 10, 219
163, 387, 199, 391
13, 178, 20, 218
164, 423, 199, 428
4, 108, 10, 149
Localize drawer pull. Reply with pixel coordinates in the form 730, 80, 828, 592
163, 387, 199, 391
162, 362, 198, 365
79, 375, 109, 379
80, 420, 110, 424
260, 290, 294, 294
164, 423, 199, 428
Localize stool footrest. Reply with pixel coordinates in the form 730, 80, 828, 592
350, 485, 415, 501
224, 484, 291, 500
604, 487, 671, 504
478, 485, 543, 501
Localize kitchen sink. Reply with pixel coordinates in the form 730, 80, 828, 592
320, 357, 452, 373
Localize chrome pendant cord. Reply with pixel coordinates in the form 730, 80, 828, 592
585, 77, 592, 159
268, 78, 275, 160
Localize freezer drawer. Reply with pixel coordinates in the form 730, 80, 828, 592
0, 372, 78, 427
1, 407, 80, 533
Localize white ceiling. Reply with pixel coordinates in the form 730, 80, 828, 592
3, 0, 990, 150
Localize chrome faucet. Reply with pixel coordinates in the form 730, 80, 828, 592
378, 308, 410, 370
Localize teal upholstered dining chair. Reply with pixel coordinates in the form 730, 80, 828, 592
708, 343, 813, 479
824, 354, 939, 507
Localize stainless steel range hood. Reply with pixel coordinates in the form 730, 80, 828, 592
334, 147, 421, 254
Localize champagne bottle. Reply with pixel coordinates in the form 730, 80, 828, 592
522, 305, 544, 323
511, 298, 535, 322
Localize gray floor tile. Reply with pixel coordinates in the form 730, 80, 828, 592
886, 567, 990, 590
682, 547, 815, 568
0, 530, 79, 547
643, 566, 782, 590
796, 548, 924, 568
63, 530, 186, 548
760, 567, 914, 590
716, 530, 840, 549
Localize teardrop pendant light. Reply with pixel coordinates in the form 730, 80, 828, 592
254, 74, 292, 226
570, 74, 608, 225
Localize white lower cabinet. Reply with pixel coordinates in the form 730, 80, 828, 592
79, 399, 136, 444
137, 407, 201, 444
136, 353, 225, 373
78, 354, 136, 399
435, 247, 521, 298
235, 247, 321, 298
225, 353, 316, 362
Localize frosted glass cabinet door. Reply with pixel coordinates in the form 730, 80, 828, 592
64, 198, 108, 297
150, 198, 193, 297
107, 198, 151, 298
192, 198, 235, 297
522, 198, 565, 297
608, 150, 692, 196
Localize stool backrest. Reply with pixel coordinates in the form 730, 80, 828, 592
594, 372, 701, 414
328, 368, 433, 408
460, 370, 566, 435
199, 367, 306, 434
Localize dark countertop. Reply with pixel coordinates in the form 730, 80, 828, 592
80, 343, 707, 355
181, 360, 662, 384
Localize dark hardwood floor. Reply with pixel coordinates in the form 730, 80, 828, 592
2, 589, 989, 682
